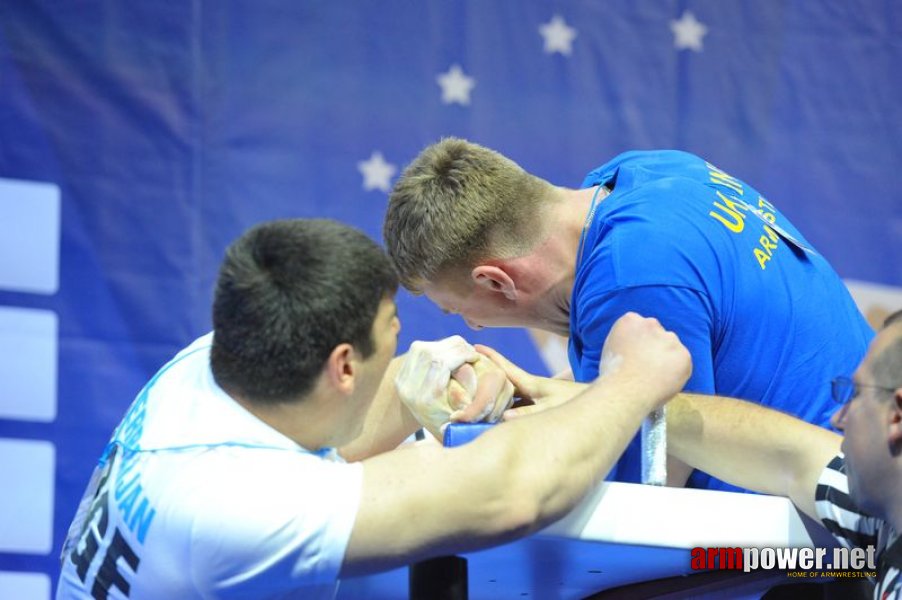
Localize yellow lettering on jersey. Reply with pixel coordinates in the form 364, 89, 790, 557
754, 228, 779, 270
705, 177, 787, 271
755, 248, 772, 269
706, 163, 745, 196
758, 196, 775, 211
710, 170, 744, 196
709, 190, 748, 233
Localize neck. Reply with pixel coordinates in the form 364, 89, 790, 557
885, 477, 902, 533
230, 389, 337, 451
525, 185, 608, 336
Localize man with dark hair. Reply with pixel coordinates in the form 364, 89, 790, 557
57, 218, 692, 599
384, 137, 874, 491
211, 219, 400, 402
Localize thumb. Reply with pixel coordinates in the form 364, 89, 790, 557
450, 370, 506, 422
475, 344, 540, 399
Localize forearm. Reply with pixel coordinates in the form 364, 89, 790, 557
371, 374, 668, 560
489, 374, 666, 528
343, 313, 691, 575
345, 377, 666, 575
667, 393, 840, 518
340, 356, 421, 462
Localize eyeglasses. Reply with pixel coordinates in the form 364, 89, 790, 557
831, 376, 898, 405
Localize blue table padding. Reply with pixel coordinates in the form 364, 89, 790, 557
442, 422, 497, 447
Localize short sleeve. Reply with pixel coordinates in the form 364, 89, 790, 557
186, 449, 363, 599
570, 284, 716, 395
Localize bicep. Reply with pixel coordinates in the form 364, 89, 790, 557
341, 441, 524, 577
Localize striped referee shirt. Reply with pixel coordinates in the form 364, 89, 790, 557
815, 453, 901, 600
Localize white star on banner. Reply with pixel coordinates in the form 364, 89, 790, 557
539, 15, 577, 56
357, 152, 397, 192
670, 10, 708, 52
436, 64, 476, 105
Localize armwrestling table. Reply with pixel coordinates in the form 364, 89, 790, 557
337, 423, 837, 600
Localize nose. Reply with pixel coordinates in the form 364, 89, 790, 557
463, 317, 483, 331
831, 402, 849, 431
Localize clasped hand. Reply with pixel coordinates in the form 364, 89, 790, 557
395, 336, 515, 438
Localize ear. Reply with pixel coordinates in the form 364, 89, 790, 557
888, 388, 902, 455
472, 265, 517, 300
326, 343, 357, 395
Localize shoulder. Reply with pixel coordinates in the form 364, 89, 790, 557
183, 450, 363, 586
578, 194, 716, 293
190, 447, 363, 505
179, 332, 215, 356
143, 447, 363, 535
582, 150, 706, 187
143, 333, 215, 395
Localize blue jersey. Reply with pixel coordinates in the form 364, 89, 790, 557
570, 150, 873, 491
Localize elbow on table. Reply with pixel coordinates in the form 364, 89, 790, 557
465, 452, 547, 541
485, 459, 582, 539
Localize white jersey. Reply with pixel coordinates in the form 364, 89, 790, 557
57, 333, 363, 600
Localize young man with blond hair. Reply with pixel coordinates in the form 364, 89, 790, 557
384, 137, 874, 491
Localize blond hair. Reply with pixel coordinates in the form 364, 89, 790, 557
384, 138, 554, 291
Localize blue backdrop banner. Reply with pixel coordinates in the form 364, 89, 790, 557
0, 2, 899, 597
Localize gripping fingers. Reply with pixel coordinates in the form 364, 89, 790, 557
487, 379, 516, 422
437, 335, 480, 371
450, 369, 508, 423
475, 344, 537, 400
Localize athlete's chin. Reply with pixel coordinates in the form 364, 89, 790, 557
845, 471, 876, 515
